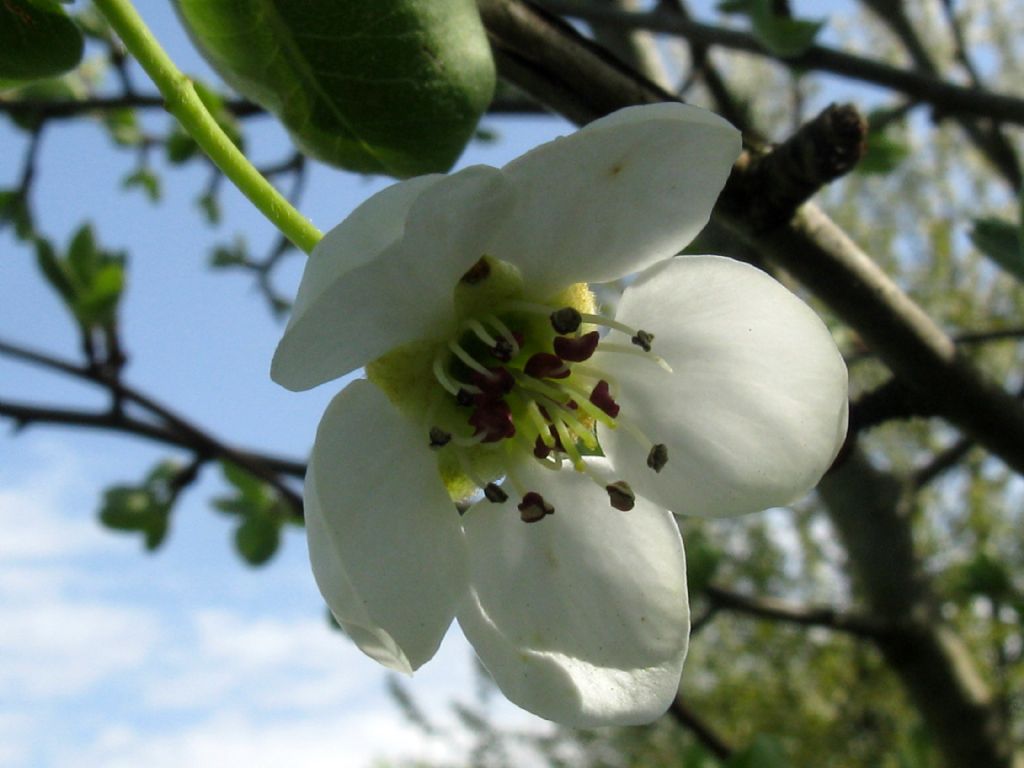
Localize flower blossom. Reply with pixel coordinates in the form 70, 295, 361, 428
272, 104, 849, 726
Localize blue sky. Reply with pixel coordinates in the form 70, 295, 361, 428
0, 4, 571, 766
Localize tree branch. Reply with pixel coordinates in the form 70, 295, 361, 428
704, 585, 893, 640
534, 0, 1024, 126
0, 338, 305, 514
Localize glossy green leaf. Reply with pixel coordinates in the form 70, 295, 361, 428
0, 0, 83, 81
173, 0, 495, 177
971, 217, 1023, 281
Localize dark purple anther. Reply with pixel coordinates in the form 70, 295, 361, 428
553, 331, 600, 362
589, 380, 620, 418
525, 353, 570, 379
471, 367, 514, 398
533, 436, 552, 459
518, 491, 555, 523
469, 399, 515, 442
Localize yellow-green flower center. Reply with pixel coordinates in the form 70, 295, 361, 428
367, 256, 668, 521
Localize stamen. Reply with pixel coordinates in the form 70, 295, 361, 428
484, 483, 508, 503
524, 400, 556, 447
553, 331, 600, 362
631, 330, 655, 352
588, 380, 620, 418
552, 418, 585, 471
557, 379, 618, 427
598, 342, 673, 372
465, 319, 497, 347
482, 314, 519, 353
605, 481, 636, 511
550, 307, 582, 334
518, 491, 554, 523
434, 352, 481, 396
449, 340, 497, 379
524, 353, 570, 379
647, 443, 668, 472
578, 313, 646, 340
428, 427, 451, 448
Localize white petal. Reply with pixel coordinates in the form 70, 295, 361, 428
273, 166, 515, 390
490, 104, 740, 296
306, 379, 468, 672
289, 175, 444, 338
456, 458, 688, 726
595, 256, 849, 518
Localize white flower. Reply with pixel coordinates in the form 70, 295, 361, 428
272, 104, 849, 727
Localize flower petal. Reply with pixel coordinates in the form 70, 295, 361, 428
456, 458, 688, 725
490, 104, 741, 296
306, 378, 468, 672
273, 165, 515, 390
595, 256, 849, 518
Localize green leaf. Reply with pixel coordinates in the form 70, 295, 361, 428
235, 514, 280, 566
103, 108, 143, 146
173, 0, 495, 177
209, 238, 248, 269
970, 217, 1024, 281
166, 128, 199, 165
857, 131, 910, 175
98, 462, 180, 553
0, 0, 84, 81
197, 191, 220, 224
0, 189, 33, 238
33, 236, 75, 303
37, 224, 126, 329
717, 0, 823, 58
122, 168, 162, 202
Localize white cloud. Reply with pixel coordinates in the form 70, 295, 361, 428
0, 440, 110, 561
66, 709, 467, 768
0, 600, 160, 699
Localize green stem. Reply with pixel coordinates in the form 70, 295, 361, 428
93, 0, 322, 254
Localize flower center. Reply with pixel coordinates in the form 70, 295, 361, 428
417, 258, 669, 522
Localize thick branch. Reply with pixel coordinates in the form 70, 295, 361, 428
535, 1, 1024, 125
819, 449, 1019, 768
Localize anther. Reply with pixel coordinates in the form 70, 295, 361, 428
631, 330, 654, 352
647, 443, 668, 472
589, 380, 620, 418
484, 483, 508, 503
533, 436, 552, 459
524, 353, 570, 379
605, 481, 635, 511
428, 427, 451, 448
518, 491, 555, 523
456, 388, 475, 407
492, 338, 515, 362
460, 257, 491, 285
553, 331, 600, 362
550, 307, 582, 334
